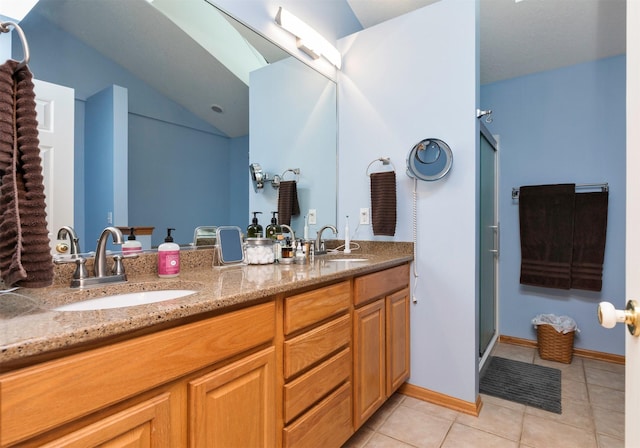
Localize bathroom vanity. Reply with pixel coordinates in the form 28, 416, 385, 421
0, 245, 411, 447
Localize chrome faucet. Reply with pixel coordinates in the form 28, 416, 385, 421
315, 225, 337, 255
57, 226, 81, 255
94, 226, 124, 278
54, 226, 88, 282
280, 224, 295, 242
54, 226, 130, 288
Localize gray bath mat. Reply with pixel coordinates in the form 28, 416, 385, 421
480, 356, 562, 414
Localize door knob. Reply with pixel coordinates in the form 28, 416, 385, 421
598, 300, 640, 336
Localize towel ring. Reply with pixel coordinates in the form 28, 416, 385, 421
272, 168, 300, 189
281, 168, 300, 182
366, 157, 396, 176
0, 21, 30, 71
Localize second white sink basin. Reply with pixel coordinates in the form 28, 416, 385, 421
53, 289, 197, 311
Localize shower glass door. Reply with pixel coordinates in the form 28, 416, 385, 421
479, 124, 498, 359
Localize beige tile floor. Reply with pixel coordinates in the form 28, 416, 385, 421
343, 342, 625, 448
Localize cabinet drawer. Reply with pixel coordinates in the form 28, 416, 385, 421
284, 281, 350, 335
283, 382, 352, 448
0, 302, 275, 447
284, 314, 350, 379
284, 348, 351, 423
354, 264, 409, 306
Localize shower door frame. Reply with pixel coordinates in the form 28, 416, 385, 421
478, 121, 499, 368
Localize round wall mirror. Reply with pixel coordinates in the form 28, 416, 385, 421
406, 138, 453, 181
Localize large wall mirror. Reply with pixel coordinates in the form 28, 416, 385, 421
15, 0, 336, 248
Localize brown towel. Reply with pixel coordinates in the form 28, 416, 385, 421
0, 60, 53, 287
277, 180, 300, 226
571, 192, 608, 291
519, 184, 575, 289
370, 171, 396, 236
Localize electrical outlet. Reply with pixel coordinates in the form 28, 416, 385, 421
308, 209, 317, 225
359, 208, 370, 225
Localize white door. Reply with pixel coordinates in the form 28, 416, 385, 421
627, 0, 640, 444
33, 79, 75, 253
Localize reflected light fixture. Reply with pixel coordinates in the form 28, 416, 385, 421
275, 6, 342, 69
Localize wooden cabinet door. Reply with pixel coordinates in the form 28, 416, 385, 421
188, 347, 275, 448
353, 299, 386, 429
386, 287, 410, 395
38, 393, 172, 448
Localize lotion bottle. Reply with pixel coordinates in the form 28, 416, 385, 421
247, 212, 263, 238
158, 228, 180, 278
122, 227, 143, 255
266, 212, 281, 240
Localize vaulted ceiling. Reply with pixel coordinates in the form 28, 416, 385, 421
28, 0, 626, 138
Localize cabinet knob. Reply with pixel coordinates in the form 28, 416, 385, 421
598, 300, 640, 336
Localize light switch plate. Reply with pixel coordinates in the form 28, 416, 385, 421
308, 209, 317, 225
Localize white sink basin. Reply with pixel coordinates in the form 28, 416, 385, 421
325, 258, 369, 262
53, 289, 197, 311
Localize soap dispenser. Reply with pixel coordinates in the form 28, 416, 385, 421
158, 228, 180, 278
123, 227, 142, 255
247, 212, 263, 238
266, 212, 281, 240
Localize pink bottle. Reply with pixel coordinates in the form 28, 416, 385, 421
158, 228, 180, 278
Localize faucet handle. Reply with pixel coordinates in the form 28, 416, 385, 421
54, 255, 88, 281
112, 254, 126, 276
73, 257, 88, 280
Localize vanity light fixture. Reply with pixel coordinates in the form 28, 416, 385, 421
275, 6, 342, 69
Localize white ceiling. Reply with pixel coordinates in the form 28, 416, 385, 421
32, 0, 267, 138
29, 0, 626, 138
348, 0, 626, 85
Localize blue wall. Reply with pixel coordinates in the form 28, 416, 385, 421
229, 135, 250, 227
250, 57, 337, 236
481, 55, 626, 355
128, 114, 233, 245
339, 0, 479, 403
84, 85, 127, 244
18, 9, 248, 246
0, 15, 11, 60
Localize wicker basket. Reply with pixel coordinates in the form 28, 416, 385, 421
536, 324, 575, 364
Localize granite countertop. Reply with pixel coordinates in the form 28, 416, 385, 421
0, 242, 412, 368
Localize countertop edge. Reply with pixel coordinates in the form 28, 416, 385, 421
0, 252, 412, 368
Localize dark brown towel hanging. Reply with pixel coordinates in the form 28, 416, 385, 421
571, 192, 608, 291
370, 171, 396, 236
277, 180, 300, 226
519, 184, 575, 289
0, 60, 53, 287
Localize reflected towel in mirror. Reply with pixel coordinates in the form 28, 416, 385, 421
278, 180, 300, 226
